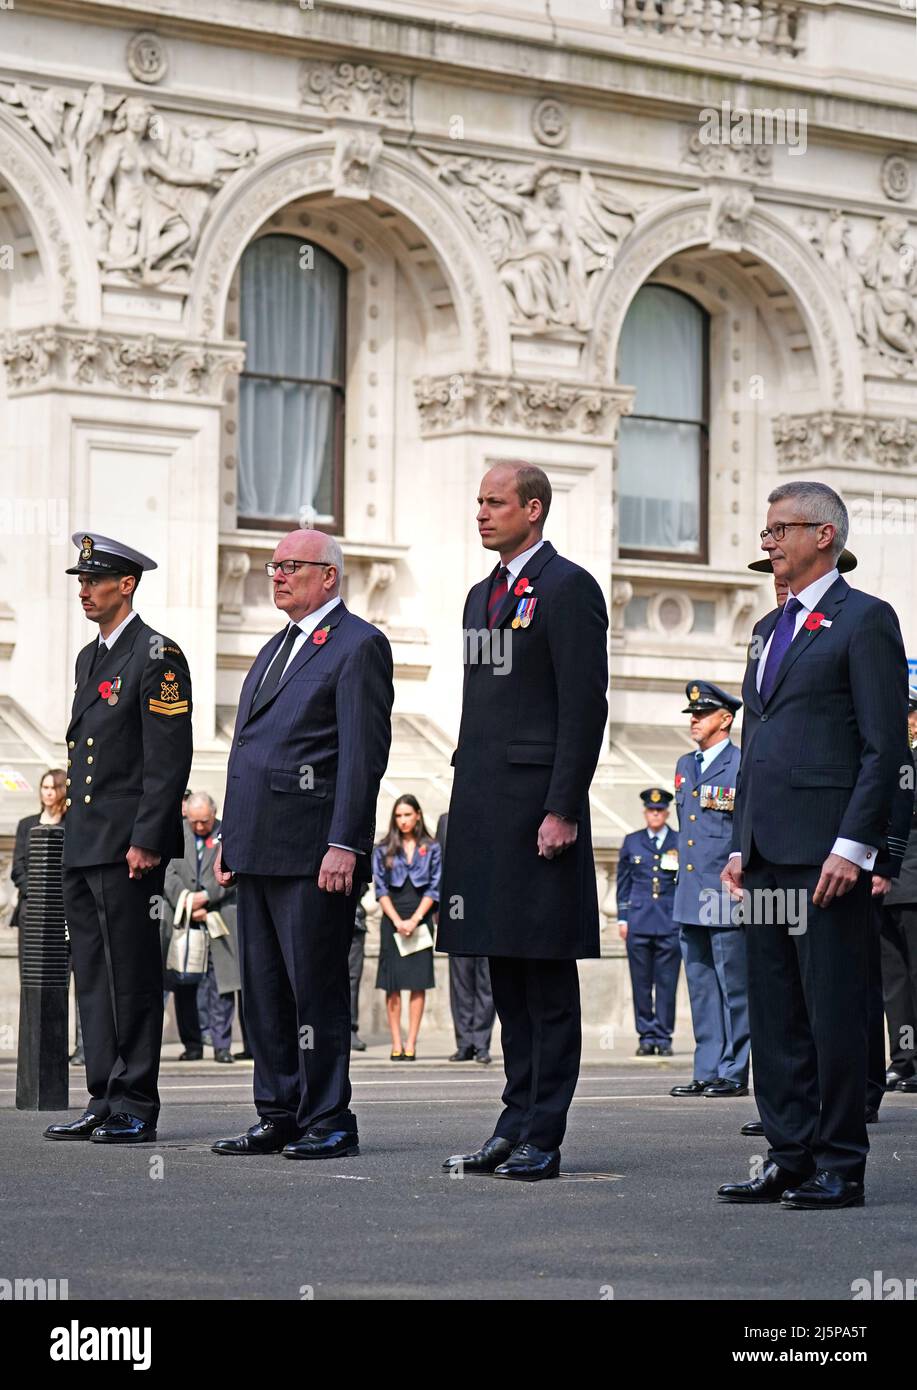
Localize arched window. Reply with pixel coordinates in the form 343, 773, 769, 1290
238, 234, 346, 530
617, 284, 709, 561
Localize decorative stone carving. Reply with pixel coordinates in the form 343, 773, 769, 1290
0, 82, 257, 288
414, 371, 633, 439
0, 125, 81, 321
218, 548, 251, 625
365, 562, 396, 628
880, 154, 912, 204
419, 151, 636, 332
126, 32, 169, 86
299, 61, 410, 122
1, 325, 243, 401
331, 126, 383, 199
803, 210, 917, 375
711, 187, 755, 245
620, 0, 806, 59
610, 579, 634, 638
683, 128, 773, 178
532, 98, 568, 148
773, 411, 917, 471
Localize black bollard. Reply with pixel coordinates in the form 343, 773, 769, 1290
16, 825, 69, 1110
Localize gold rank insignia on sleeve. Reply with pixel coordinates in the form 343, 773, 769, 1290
149, 670, 189, 716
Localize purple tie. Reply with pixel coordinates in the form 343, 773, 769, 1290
759, 596, 802, 704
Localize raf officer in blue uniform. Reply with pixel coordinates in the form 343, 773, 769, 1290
617, 789, 681, 1056
669, 680, 750, 1098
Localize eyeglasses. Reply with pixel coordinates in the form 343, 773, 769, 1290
759, 522, 822, 543
264, 560, 333, 577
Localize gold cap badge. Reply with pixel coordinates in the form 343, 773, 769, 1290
689, 685, 700, 702
80, 535, 94, 561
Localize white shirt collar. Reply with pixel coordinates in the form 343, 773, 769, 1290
504, 538, 545, 581
698, 737, 732, 772
98, 609, 138, 649
292, 595, 341, 637
789, 567, 840, 613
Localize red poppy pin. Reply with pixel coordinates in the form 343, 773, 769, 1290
514, 577, 530, 597
418, 844, 428, 856
205, 837, 215, 849
98, 680, 113, 699
804, 611, 832, 631
312, 625, 331, 646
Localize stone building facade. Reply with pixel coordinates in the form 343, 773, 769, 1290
1, 1, 916, 1007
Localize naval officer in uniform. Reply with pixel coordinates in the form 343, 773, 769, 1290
616, 789, 681, 1056
44, 533, 193, 1144
669, 681, 750, 1099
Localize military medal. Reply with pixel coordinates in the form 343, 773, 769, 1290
519, 596, 538, 629
108, 675, 122, 706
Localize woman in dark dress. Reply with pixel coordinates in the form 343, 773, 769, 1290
373, 795, 441, 1060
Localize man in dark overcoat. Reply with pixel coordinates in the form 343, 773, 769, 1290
439, 461, 608, 1181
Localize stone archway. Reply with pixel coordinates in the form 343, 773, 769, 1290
589, 192, 863, 412
187, 138, 511, 374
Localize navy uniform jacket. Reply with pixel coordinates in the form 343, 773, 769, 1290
220, 602, 393, 878
63, 616, 193, 868
732, 577, 907, 866
616, 827, 679, 935
673, 740, 741, 927
438, 540, 608, 960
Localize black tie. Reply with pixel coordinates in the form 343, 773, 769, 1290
89, 640, 107, 676
251, 625, 299, 715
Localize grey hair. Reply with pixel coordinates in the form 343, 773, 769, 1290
767, 481, 848, 559
186, 792, 217, 814
318, 534, 344, 590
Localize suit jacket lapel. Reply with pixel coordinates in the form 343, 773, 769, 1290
764, 577, 849, 706
701, 741, 734, 786
492, 540, 557, 630
744, 610, 780, 716
67, 617, 144, 730
243, 602, 348, 723
239, 628, 287, 727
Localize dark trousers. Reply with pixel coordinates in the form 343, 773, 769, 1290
625, 932, 680, 1045
867, 900, 887, 1114
173, 980, 202, 1050
64, 861, 165, 1123
236, 874, 356, 1136
449, 955, 495, 1054
743, 855, 871, 1182
880, 902, 917, 1070
348, 929, 365, 1032
198, 958, 234, 1052
488, 956, 581, 1152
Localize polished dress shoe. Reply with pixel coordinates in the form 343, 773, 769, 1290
442, 1136, 513, 1174
865, 1107, 880, 1125
493, 1143, 561, 1182
886, 1065, 913, 1090
69, 1048, 85, 1067
282, 1129, 359, 1159
741, 1119, 765, 1136
90, 1113, 157, 1144
211, 1119, 293, 1155
703, 1079, 749, 1097
636, 1043, 656, 1056
233, 1050, 254, 1060
717, 1161, 810, 1204
449, 1046, 475, 1062
657, 1045, 674, 1057
781, 1169, 865, 1210
44, 1110, 107, 1140
670, 1079, 718, 1096
214, 1048, 235, 1064
178, 1048, 203, 1062
475, 1050, 492, 1065
351, 1032, 367, 1052
897, 1076, 917, 1093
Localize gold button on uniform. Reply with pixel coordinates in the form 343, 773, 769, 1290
87, 756, 93, 765
689, 814, 697, 822
68, 741, 75, 750
65, 798, 71, 807
66, 778, 71, 787
85, 776, 92, 784
692, 790, 699, 798
84, 794, 91, 803
687, 864, 694, 871
687, 839, 694, 846
87, 738, 94, 747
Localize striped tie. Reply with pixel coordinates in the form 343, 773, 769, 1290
487, 567, 510, 630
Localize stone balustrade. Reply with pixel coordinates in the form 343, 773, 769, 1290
618, 0, 806, 59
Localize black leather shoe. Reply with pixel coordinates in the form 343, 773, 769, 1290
282, 1129, 359, 1159
43, 1110, 107, 1140
233, 1050, 254, 1060
781, 1170, 865, 1210
703, 1079, 749, 1097
351, 1032, 367, 1052
717, 1161, 810, 1203
493, 1143, 561, 1182
90, 1113, 157, 1144
636, 1043, 656, 1056
670, 1079, 718, 1096
886, 1065, 913, 1089
214, 1048, 235, 1064
178, 1048, 203, 1062
741, 1119, 765, 1136
897, 1076, 917, 1093
865, 1107, 880, 1125
69, 1049, 85, 1066
475, 1050, 492, 1065
657, 1045, 674, 1057
449, 1047, 475, 1062
442, 1136, 513, 1173
211, 1119, 293, 1155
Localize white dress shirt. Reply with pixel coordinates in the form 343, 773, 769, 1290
696, 737, 733, 775
738, 566, 876, 871
97, 608, 138, 650
493, 538, 545, 594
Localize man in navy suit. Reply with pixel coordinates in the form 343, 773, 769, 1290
718, 481, 908, 1210
211, 530, 393, 1160
616, 789, 681, 1057
439, 461, 608, 1182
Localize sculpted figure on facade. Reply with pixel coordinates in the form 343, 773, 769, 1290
420, 151, 635, 332
1, 82, 257, 286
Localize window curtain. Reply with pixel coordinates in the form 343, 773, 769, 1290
617, 285, 706, 553
238, 235, 344, 522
